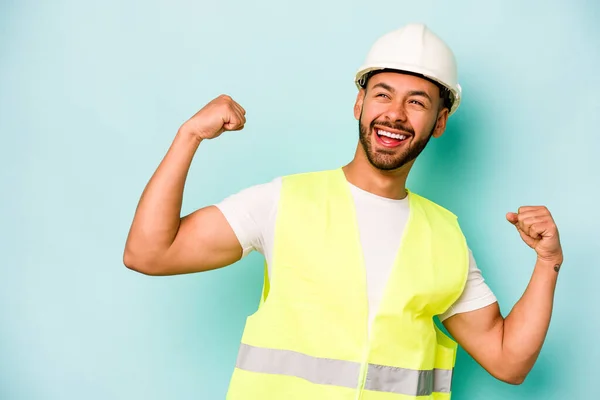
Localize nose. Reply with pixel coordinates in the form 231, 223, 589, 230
382, 101, 408, 123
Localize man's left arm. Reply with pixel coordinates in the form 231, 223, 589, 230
443, 206, 563, 385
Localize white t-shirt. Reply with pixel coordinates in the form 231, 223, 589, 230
215, 176, 497, 325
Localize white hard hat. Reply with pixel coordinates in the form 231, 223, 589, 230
355, 23, 462, 115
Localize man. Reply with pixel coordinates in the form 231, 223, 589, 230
124, 23, 563, 399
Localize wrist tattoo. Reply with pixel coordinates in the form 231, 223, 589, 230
554, 264, 561, 273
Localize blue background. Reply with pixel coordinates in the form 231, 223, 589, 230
1, 0, 599, 399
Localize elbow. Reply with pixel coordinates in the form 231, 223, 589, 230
499, 374, 527, 386
491, 367, 529, 386
123, 249, 162, 276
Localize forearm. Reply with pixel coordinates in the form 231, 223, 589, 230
123, 129, 201, 270
500, 257, 561, 381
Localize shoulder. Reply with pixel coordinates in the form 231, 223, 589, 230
279, 169, 340, 199
408, 190, 459, 220
214, 176, 283, 225
439, 249, 498, 321
217, 169, 335, 210
219, 176, 282, 203
281, 169, 338, 185
213, 176, 283, 257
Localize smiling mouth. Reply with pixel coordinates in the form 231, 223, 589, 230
374, 128, 411, 148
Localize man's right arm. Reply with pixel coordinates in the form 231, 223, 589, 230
123, 95, 247, 276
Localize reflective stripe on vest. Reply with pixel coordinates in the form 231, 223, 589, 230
236, 343, 453, 396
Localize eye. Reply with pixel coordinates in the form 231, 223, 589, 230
409, 99, 425, 107
376, 93, 390, 99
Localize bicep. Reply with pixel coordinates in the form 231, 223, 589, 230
152, 205, 243, 275
443, 302, 505, 377
153, 179, 279, 276
441, 249, 506, 375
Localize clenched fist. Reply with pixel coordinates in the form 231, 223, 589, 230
179, 94, 246, 140
506, 206, 563, 264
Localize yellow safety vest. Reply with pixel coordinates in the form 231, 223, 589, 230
226, 168, 469, 400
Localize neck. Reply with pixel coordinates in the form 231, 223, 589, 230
342, 158, 412, 200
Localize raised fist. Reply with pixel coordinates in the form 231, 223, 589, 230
180, 94, 246, 140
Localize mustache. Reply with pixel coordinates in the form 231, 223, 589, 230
370, 119, 415, 135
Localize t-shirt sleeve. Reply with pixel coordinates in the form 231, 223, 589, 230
438, 248, 498, 322
213, 177, 281, 258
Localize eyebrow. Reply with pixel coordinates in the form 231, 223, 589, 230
372, 82, 396, 93
407, 90, 432, 102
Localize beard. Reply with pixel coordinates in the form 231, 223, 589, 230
358, 112, 435, 171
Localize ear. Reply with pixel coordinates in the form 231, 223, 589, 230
354, 89, 365, 120
432, 108, 449, 138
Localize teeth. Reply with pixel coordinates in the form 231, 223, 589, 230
378, 129, 406, 140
